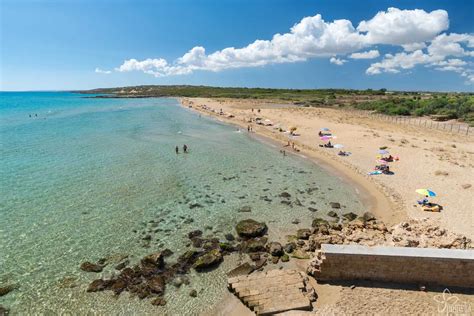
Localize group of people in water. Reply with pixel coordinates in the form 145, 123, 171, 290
175, 144, 188, 154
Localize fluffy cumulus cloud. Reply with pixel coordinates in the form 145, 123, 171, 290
330, 57, 347, 65
107, 7, 473, 83
366, 33, 474, 77
356, 8, 449, 45
350, 50, 380, 59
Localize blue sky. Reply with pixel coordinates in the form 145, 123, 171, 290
1, 0, 473, 91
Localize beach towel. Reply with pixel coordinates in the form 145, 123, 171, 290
368, 171, 382, 175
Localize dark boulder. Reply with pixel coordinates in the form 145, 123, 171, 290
80, 262, 103, 273
312, 218, 329, 227
279, 192, 291, 198
327, 211, 338, 218
147, 276, 165, 295
141, 252, 164, 269
343, 212, 358, 221
193, 249, 223, 271
151, 297, 167, 306
224, 233, 235, 241
296, 229, 311, 240
235, 219, 267, 238
308, 207, 318, 212
87, 279, 111, 292
188, 230, 203, 239
329, 202, 341, 209
0, 284, 17, 297
189, 289, 198, 297
362, 212, 376, 222
243, 238, 267, 252
283, 242, 296, 253
267, 242, 283, 256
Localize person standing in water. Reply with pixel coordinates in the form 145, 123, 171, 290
183, 144, 188, 153
175, 146, 179, 154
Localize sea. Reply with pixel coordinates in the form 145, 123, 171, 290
0, 92, 364, 314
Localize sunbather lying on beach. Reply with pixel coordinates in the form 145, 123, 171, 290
337, 151, 350, 156
417, 196, 430, 206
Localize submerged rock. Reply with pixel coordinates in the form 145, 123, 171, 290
193, 249, 223, 270
343, 212, 358, 221
329, 202, 341, 209
235, 219, 267, 238
279, 192, 292, 198
189, 289, 198, 297
327, 211, 338, 218
147, 276, 165, 295
188, 230, 203, 239
141, 252, 164, 269
267, 242, 283, 256
87, 279, 111, 292
80, 262, 104, 273
243, 238, 268, 252
308, 207, 318, 212
312, 218, 329, 227
296, 229, 311, 240
151, 297, 167, 306
283, 242, 296, 253
225, 233, 235, 241
0, 284, 17, 297
238, 206, 252, 213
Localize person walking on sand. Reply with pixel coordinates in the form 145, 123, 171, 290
183, 144, 188, 153
175, 146, 179, 154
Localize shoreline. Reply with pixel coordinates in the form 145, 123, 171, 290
178, 98, 402, 227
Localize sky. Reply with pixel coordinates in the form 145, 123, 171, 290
1, 0, 473, 91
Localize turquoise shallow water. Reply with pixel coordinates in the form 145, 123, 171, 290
0, 92, 364, 314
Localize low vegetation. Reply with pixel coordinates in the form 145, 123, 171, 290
79, 85, 474, 125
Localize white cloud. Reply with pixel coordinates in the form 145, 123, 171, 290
402, 42, 426, 52
349, 50, 380, 59
108, 7, 472, 83
330, 57, 347, 65
95, 67, 111, 74
357, 7, 449, 45
366, 33, 474, 79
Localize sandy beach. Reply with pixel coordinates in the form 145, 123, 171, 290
182, 97, 474, 315
181, 97, 474, 240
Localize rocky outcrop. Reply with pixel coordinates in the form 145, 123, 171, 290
235, 219, 267, 238
193, 249, 223, 270
80, 262, 104, 273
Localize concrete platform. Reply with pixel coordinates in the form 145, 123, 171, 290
228, 269, 313, 315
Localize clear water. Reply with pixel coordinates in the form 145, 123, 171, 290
0, 92, 364, 314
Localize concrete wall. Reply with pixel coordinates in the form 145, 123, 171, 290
312, 244, 474, 288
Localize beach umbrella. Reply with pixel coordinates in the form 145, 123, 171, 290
321, 127, 330, 131
415, 189, 437, 197
334, 144, 344, 149
378, 149, 390, 155
320, 136, 332, 140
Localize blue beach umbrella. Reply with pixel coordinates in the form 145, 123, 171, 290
416, 189, 437, 197
321, 127, 330, 131
378, 149, 389, 155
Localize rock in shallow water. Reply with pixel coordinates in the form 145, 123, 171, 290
80, 262, 104, 273
329, 202, 341, 209
296, 229, 311, 240
267, 242, 283, 256
235, 219, 267, 238
193, 249, 223, 270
